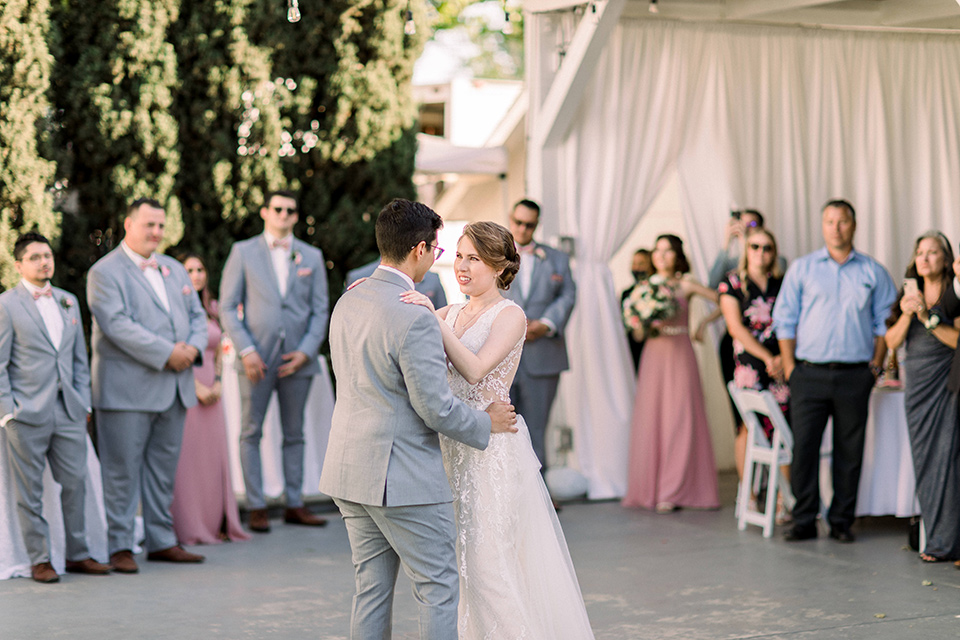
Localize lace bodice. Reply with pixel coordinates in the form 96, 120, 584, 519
443, 299, 524, 409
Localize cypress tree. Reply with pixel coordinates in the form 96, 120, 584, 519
49, 0, 182, 294
0, 0, 59, 289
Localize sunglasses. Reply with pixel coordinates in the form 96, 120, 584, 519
748, 243, 774, 253
510, 217, 537, 230
271, 206, 297, 215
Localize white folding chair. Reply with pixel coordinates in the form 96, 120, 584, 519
727, 382, 795, 538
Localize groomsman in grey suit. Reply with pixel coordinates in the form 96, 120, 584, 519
88, 198, 208, 573
0, 233, 111, 583
320, 198, 517, 640
220, 190, 329, 532
346, 257, 447, 309
503, 199, 577, 471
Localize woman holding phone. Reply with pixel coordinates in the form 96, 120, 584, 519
885, 231, 960, 562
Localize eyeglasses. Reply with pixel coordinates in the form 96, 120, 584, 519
426, 243, 444, 260
748, 243, 774, 253
510, 217, 538, 230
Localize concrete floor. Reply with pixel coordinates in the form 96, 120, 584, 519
3, 473, 960, 640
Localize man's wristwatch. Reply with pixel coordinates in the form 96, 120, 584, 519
870, 364, 884, 378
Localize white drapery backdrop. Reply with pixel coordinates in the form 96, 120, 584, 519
550, 18, 960, 499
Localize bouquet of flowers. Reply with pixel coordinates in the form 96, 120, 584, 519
622, 274, 678, 338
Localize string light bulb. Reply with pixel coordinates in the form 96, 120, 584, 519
648, 0, 659, 14
287, 0, 301, 23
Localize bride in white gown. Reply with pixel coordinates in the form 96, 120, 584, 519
402, 221, 594, 640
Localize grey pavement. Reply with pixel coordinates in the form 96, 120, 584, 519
3, 473, 960, 639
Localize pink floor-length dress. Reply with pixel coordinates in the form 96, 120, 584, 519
171, 315, 250, 545
622, 294, 720, 510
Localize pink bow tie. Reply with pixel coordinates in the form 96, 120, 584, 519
518, 244, 535, 255
33, 287, 53, 300
271, 238, 291, 250
140, 258, 158, 271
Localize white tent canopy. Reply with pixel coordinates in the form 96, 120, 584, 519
415, 133, 509, 175
528, 15, 960, 499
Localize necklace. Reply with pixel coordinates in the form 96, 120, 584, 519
454, 298, 501, 336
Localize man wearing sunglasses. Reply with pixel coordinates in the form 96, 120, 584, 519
220, 190, 330, 532
503, 199, 577, 480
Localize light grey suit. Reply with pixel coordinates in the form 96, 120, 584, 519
503, 242, 576, 467
87, 248, 207, 554
346, 258, 447, 309
0, 283, 92, 565
219, 234, 329, 509
320, 267, 491, 640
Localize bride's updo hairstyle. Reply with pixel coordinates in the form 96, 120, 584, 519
462, 221, 521, 290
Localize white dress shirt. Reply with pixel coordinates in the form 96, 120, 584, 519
121, 241, 170, 312
21, 280, 64, 351
263, 231, 292, 298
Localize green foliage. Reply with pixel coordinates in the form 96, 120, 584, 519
431, 0, 524, 80
49, 0, 183, 295
0, 0, 59, 289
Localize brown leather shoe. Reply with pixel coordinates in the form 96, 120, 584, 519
146, 545, 205, 563
109, 550, 139, 574
31, 562, 59, 583
248, 508, 270, 533
284, 506, 328, 527
65, 558, 112, 575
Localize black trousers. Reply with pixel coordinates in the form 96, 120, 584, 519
788, 362, 875, 531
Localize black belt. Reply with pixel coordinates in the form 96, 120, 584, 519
797, 360, 868, 370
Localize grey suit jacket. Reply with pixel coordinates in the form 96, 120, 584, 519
0, 284, 91, 425
346, 258, 448, 309
503, 243, 577, 376
219, 234, 329, 377
319, 268, 491, 507
87, 248, 207, 411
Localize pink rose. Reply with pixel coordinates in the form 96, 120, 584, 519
734, 365, 760, 389
160, 265, 171, 278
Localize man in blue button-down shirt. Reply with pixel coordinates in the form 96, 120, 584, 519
772, 199, 896, 543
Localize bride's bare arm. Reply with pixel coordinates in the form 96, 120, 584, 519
442, 306, 526, 385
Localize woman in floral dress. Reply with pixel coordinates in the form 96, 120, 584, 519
718, 227, 789, 518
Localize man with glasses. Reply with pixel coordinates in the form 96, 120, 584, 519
220, 190, 330, 532
503, 199, 577, 479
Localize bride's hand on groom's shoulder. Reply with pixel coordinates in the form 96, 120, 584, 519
485, 401, 519, 434
400, 290, 436, 313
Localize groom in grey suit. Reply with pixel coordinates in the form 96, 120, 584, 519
0, 233, 111, 583
320, 198, 518, 640
88, 198, 208, 573
503, 199, 577, 471
220, 190, 329, 532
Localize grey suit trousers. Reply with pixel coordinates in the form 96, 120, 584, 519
238, 370, 312, 509
97, 401, 186, 554
510, 369, 559, 470
335, 498, 459, 640
5, 396, 89, 565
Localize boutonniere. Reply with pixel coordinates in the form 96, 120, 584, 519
59, 297, 73, 310
182, 285, 192, 296
71, 317, 78, 325
297, 267, 312, 277
292, 251, 302, 265
160, 265, 171, 278
534, 247, 547, 261
551, 273, 564, 283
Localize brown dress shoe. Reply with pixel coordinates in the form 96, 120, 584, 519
31, 562, 60, 583
65, 558, 112, 575
109, 550, 139, 574
146, 545, 205, 563
284, 506, 328, 527
248, 508, 270, 533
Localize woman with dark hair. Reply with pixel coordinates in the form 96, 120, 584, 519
885, 231, 960, 562
169, 253, 249, 545
622, 234, 721, 513
401, 221, 595, 639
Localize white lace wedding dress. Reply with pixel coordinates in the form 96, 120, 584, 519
441, 299, 594, 640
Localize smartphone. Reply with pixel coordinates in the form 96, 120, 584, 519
903, 278, 919, 297
730, 210, 741, 220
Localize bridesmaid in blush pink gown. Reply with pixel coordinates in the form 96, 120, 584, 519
170, 254, 249, 545
622, 234, 721, 513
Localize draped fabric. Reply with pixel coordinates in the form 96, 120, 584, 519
550, 18, 960, 499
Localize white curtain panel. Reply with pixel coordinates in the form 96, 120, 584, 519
554, 18, 960, 499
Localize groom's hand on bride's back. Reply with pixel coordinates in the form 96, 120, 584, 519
485, 401, 519, 434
